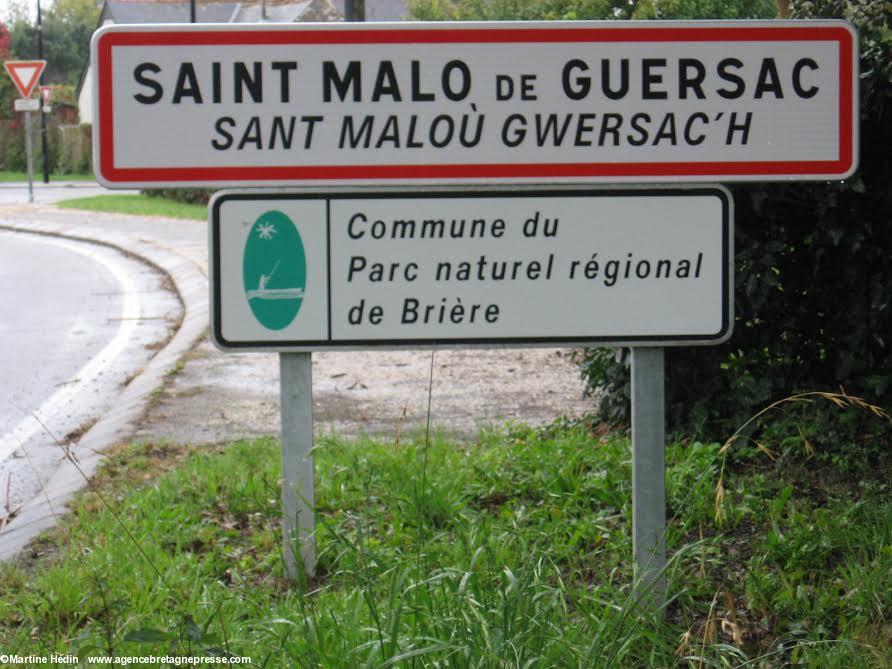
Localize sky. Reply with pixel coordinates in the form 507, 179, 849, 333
2, 0, 56, 25
2, 0, 32, 25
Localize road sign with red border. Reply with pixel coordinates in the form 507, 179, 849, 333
39, 85, 52, 104
92, 21, 858, 188
4, 60, 46, 98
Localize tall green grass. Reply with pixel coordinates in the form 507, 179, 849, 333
1, 426, 889, 667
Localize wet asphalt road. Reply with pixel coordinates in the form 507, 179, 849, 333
0, 232, 122, 440
0, 181, 117, 206
0, 207, 182, 514
0, 188, 590, 557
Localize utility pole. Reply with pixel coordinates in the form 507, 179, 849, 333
190, 0, 196, 23
37, 0, 49, 183
344, 0, 364, 21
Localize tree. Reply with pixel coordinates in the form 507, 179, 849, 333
8, 0, 100, 86
0, 20, 9, 58
0, 20, 16, 121
410, 0, 777, 20
631, 0, 775, 19
410, 0, 626, 21
51, 0, 102, 26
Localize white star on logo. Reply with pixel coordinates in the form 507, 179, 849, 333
257, 223, 277, 240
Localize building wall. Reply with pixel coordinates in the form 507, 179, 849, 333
78, 63, 94, 125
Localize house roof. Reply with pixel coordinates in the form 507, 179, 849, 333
100, 0, 409, 25
102, 0, 241, 24
235, 1, 316, 23
79, 0, 410, 99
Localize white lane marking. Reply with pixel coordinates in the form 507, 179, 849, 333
0, 234, 141, 462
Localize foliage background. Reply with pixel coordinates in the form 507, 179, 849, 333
412, 0, 892, 443
580, 0, 891, 443
0, 0, 97, 174
6, 0, 100, 85
411, 0, 776, 20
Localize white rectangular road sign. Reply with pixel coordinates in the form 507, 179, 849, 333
14, 98, 40, 112
94, 21, 857, 188
210, 188, 733, 351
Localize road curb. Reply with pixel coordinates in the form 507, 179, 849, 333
0, 214, 208, 561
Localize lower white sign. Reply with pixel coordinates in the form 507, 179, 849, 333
210, 188, 733, 350
14, 98, 40, 112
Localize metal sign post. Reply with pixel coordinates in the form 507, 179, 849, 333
95, 15, 851, 601
24, 110, 34, 203
5, 60, 46, 203
631, 347, 667, 605
210, 187, 732, 583
279, 352, 316, 581
13, 100, 41, 202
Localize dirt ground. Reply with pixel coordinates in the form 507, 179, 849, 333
133, 338, 593, 444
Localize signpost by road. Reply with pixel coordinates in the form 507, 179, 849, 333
13, 98, 40, 112
4, 60, 47, 203
4, 60, 45, 98
211, 187, 733, 584
39, 85, 52, 114
211, 189, 732, 350
92, 21, 858, 188
92, 19, 859, 604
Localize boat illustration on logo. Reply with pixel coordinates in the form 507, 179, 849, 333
242, 210, 306, 331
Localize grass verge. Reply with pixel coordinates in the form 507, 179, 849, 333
56, 194, 206, 220
0, 425, 889, 667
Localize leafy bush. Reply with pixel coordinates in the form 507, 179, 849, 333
53, 124, 93, 175
410, 0, 776, 20
0, 119, 92, 174
411, 0, 625, 20
632, 0, 776, 19
581, 0, 892, 441
0, 118, 27, 171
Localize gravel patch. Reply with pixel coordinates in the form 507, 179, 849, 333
134, 338, 592, 444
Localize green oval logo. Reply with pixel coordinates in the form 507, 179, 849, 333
243, 210, 306, 331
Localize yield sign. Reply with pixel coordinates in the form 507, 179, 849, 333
39, 85, 52, 104
4, 60, 46, 98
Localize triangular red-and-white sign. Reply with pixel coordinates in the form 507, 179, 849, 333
4, 60, 46, 98
40, 85, 52, 104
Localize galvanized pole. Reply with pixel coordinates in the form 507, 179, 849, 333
37, 0, 49, 184
24, 110, 34, 203
279, 352, 316, 582
631, 347, 667, 607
